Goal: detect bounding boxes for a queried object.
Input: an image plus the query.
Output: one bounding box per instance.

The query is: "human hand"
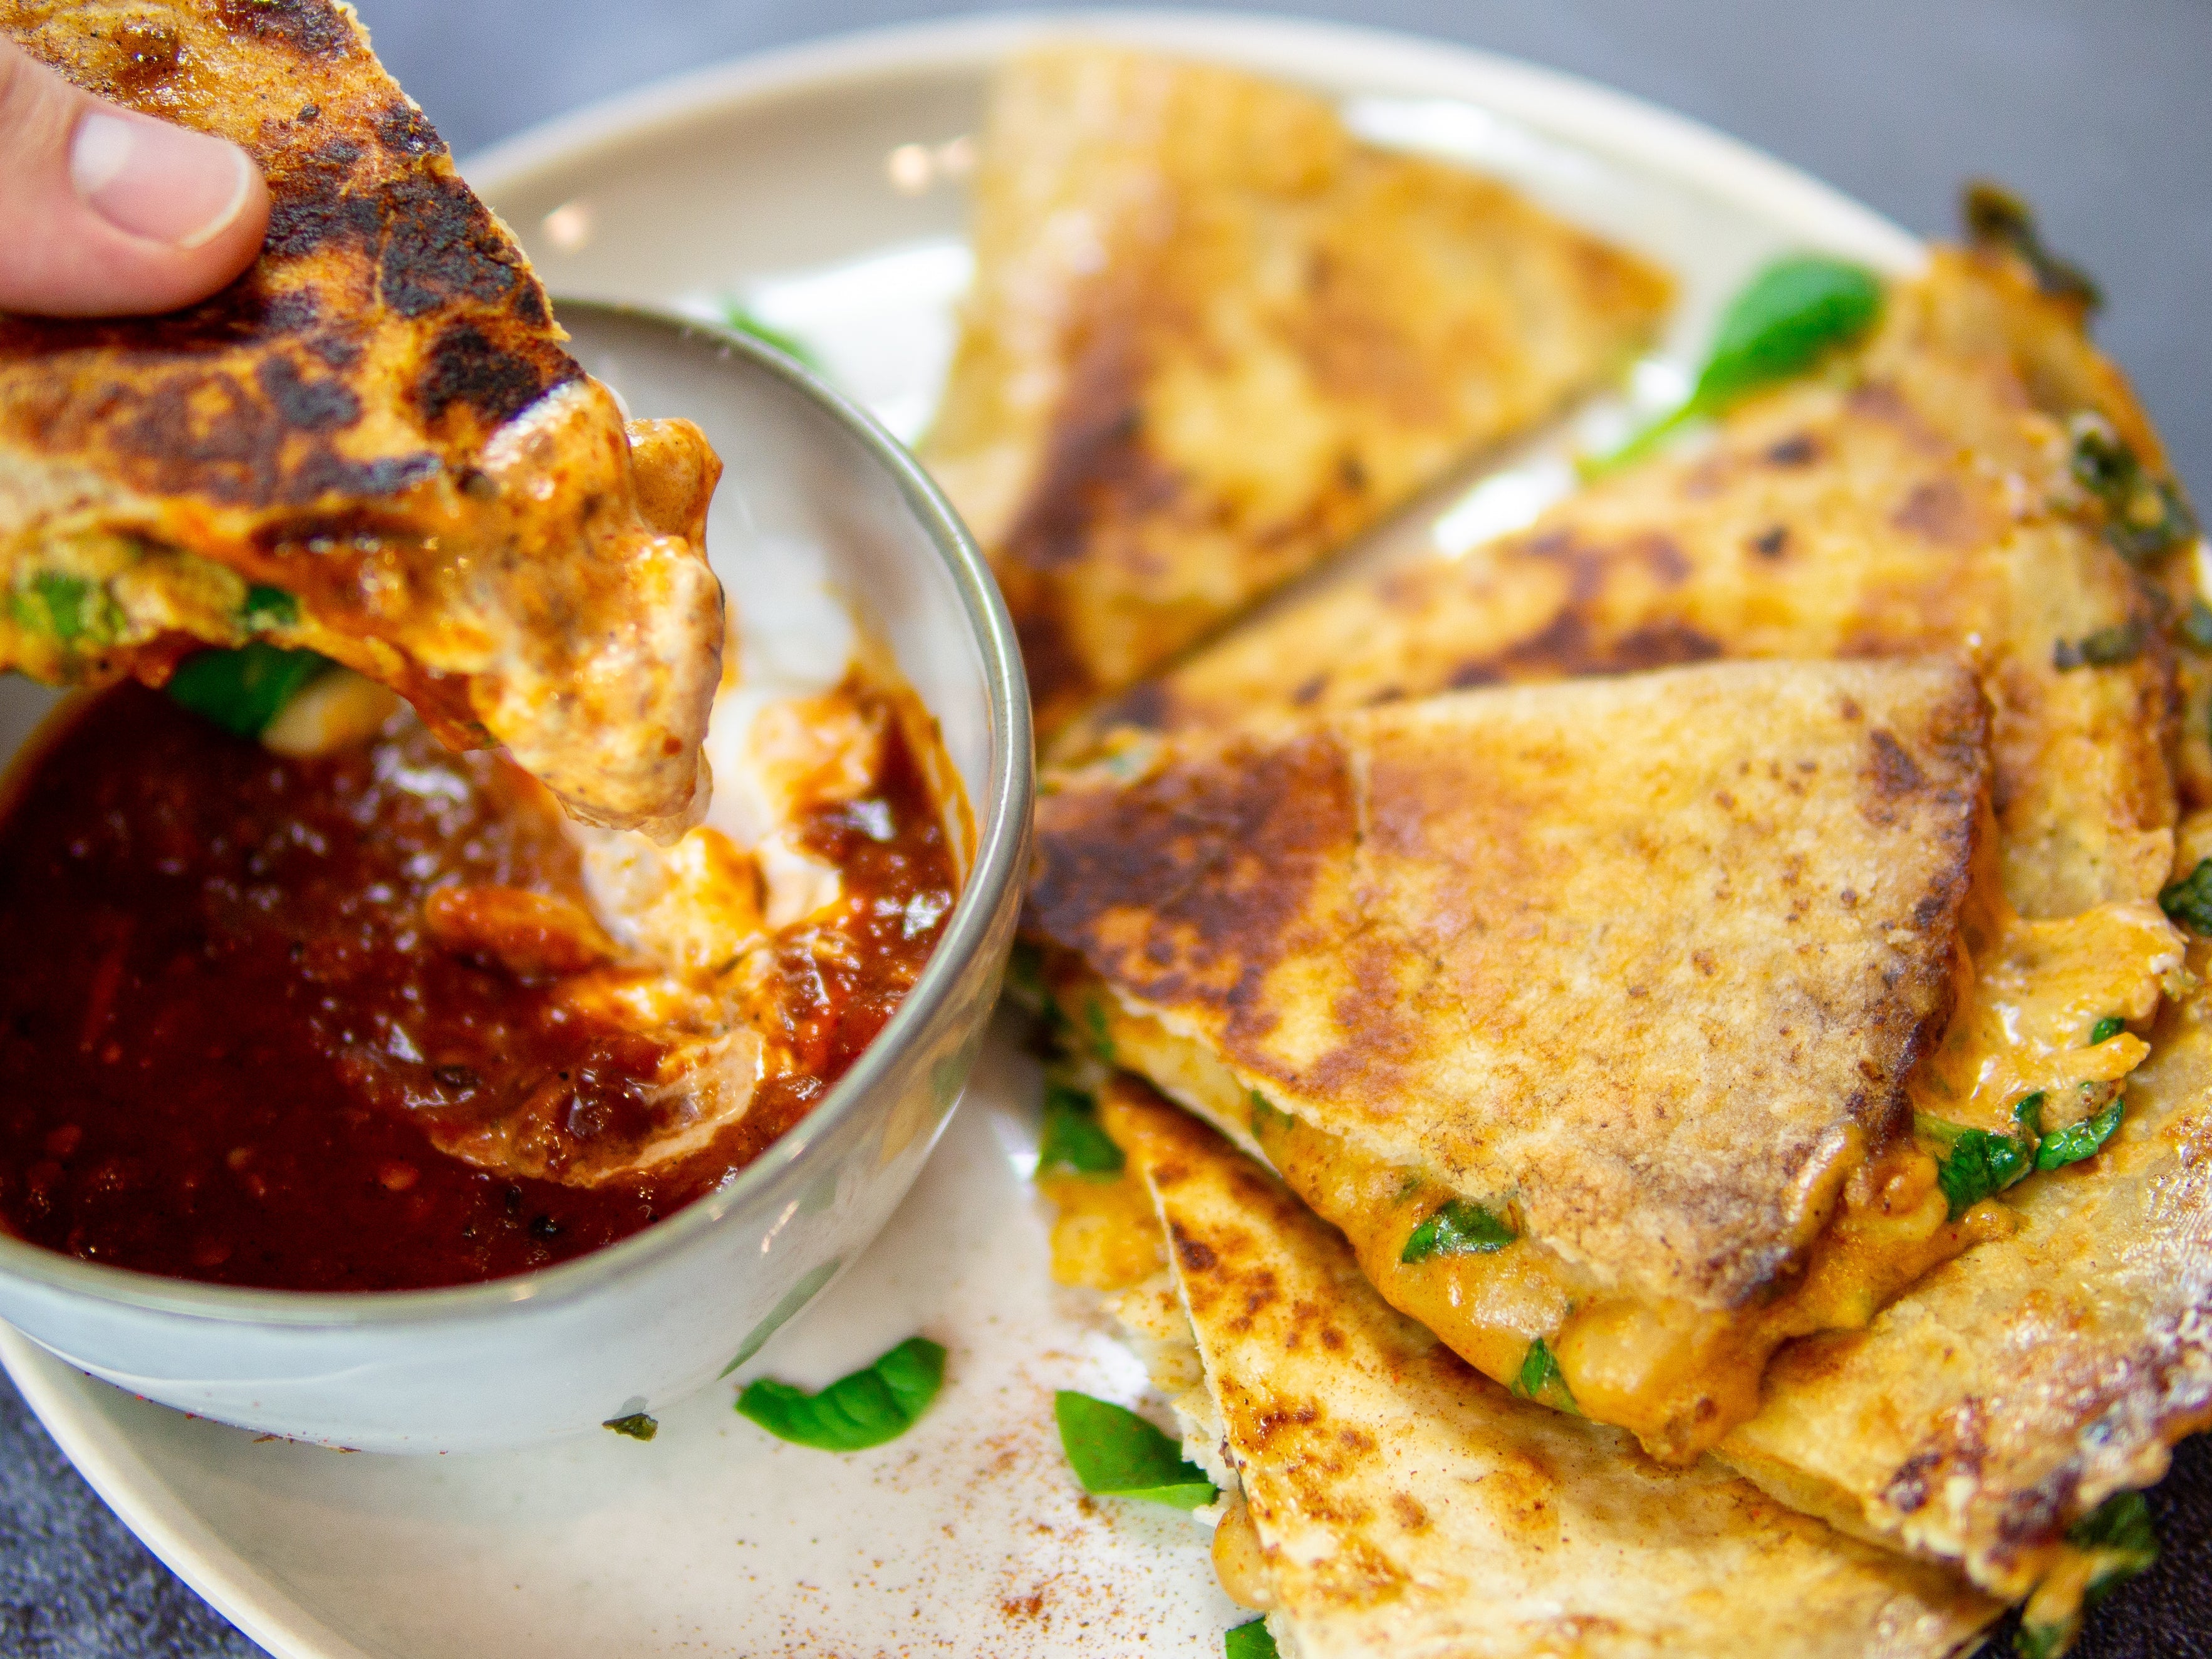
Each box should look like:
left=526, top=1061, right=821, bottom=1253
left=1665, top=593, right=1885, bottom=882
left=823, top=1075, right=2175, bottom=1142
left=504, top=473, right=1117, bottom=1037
left=0, top=34, right=269, bottom=316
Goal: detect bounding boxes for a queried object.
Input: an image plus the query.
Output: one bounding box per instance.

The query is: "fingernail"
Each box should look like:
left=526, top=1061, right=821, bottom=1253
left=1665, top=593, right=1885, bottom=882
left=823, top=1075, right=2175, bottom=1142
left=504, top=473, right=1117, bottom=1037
left=70, top=110, right=254, bottom=250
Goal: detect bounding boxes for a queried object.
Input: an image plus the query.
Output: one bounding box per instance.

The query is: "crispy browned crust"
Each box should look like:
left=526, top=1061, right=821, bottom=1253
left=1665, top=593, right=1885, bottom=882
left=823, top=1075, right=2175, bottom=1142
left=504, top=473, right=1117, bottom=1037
left=1106, top=1081, right=2000, bottom=1659
left=1, top=0, right=573, bottom=507
left=921, top=44, right=1673, bottom=736
left=1035, top=658, right=1989, bottom=1311
left=1054, top=251, right=2179, bottom=921
left=0, top=0, right=722, bottom=835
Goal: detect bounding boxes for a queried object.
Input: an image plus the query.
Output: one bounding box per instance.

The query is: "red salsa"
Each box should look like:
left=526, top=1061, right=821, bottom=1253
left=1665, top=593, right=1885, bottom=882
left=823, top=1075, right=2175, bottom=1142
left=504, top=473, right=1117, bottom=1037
left=0, top=684, right=957, bottom=1291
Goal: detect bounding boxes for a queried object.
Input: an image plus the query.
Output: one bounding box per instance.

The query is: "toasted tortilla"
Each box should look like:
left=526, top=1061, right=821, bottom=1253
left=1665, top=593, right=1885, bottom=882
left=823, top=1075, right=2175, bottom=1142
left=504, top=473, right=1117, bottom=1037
left=920, top=43, right=1671, bottom=735
left=1719, top=967, right=2212, bottom=1608
left=1034, top=657, right=2010, bottom=1459
left=1053, top=248, right=2183, bottom=921
left=1094, top=1082, right=2000, bottom=1659
left=0, top=0, right=722, bottom=836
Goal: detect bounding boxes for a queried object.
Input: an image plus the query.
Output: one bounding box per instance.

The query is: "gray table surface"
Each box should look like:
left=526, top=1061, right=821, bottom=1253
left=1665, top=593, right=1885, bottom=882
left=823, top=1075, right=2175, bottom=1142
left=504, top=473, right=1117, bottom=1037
left=4, top=3, right=2208, bottom=1654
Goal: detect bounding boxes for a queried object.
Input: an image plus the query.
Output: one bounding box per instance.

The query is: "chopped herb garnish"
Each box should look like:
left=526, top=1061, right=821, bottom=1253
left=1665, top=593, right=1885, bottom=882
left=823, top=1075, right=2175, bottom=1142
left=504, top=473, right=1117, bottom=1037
left=2016, top=1491, right=2160, bottom=1659
left=1963, top=181, right=2102, bottom=313
left=1587, top=255, right=1882, bottom=475
left=13, top=573, right=122, bottom=645
left=1921, top=1110, right=2037, bottom=1219
left=1224, top=1618, right=1280, bottom=1659
left=2090, top=1016, right=2126, bottom=1045
left=1053, top=1390, right=1217, bottom=1508
left=2035, top=1094, right=2125, bottom=1172
left=2053, top=620, right=2144, bottom=670
left=1512, top=1336, right=1577, bottom=1412
left=1004, top=938, right=1047, bottom=1008
left=735, top=1335, right=946, bottom=1452
left=241, top=585, right=299, bottom=630
left=2159, top=858, right=2212, bottom=935
left=1083, top=1000, right=1116, bottom=1064
left=602, top=1412, right=658, bottom=1441
left=2069, top=1489, right=2159, bottom=1602
left=1399, top=1197, right=1517, bottom=1263
left=2183, top=599, right=2212, bottom=653
left=1247, top=1090, right=1294, bottom=1140
left=719, top=306, right=823, bottom=372
left=1036, top=1083, right=1124, bottom=1180
left=165, top=643, right=331, bottom=737
left=2069, top=413, right=2198, bottom=564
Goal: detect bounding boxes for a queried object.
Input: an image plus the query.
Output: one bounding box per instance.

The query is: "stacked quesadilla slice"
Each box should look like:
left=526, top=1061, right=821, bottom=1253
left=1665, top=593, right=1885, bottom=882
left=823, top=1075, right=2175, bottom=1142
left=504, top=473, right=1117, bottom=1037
left=1028, top=217, right=2204, bottom=1650
left=1089, top=1079, right=2002, bottom=1659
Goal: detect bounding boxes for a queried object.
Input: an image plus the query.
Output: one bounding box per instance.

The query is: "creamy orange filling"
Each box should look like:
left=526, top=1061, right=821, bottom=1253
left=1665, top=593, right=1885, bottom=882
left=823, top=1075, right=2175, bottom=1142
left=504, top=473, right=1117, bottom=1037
left=1051, top=890, right=2178, bottom=1460
left=1039, top=1167, right=1166, bottom=1291
left=1907, top=896, right=2179, bottom=1134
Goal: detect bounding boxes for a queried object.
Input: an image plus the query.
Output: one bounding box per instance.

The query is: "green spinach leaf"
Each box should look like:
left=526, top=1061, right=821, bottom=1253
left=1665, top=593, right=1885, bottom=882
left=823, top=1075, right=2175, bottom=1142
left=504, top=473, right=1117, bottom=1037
left=1512, top=1337, right=1577, bottom=1412
left=1037, top=1083, right=1125, bottom=1180
left=2016, top=1490, right=2161, bottom=1659
left=1921, top=1113, right=2036, bottom=1219
left=2183, top=599, right=2212, bottom=654
left=1004, top=938, right=1047, bottom=1008
left=736, top=1336, right=947, bottom=1452
left=2069, top=1489, right=2159, bottom=1603
left=1248, top=1091, right=1295, bottom=1140
left=1083, top=1000, right=1116, bottom=1064
left=720, top=306, right=823, bottom=372
left=2035, top=1094, right=2124, bottom=1172
left=2159, top=858, right=2212, bottom=935
left=2069, top=413, right=2198, bottom=564
left=1589, top=256, right=1882, bottom=474
left=241, top=585, right=299, bottom=630
left=1224, top=1618, right=1279, bottom=1659
left=165, top=643, right=331, bottom=737
left=1053, top=1390, right=1217, bottom=1508
left=13, top=573, right=122, bottom=646
left=1963, top=181, right=2102, bottom=312
left=1400, top=1198, right=1517, bottom=1263
left=2053, top=620, right=2144, bottom=670
left=2089, top=1016, right=2126, bottom=1045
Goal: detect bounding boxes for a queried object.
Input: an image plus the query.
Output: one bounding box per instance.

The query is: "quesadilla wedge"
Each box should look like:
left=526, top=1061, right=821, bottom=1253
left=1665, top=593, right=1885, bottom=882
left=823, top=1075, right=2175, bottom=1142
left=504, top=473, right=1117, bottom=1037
left=1076, top=1079, right=2001, bottom=1659
left=1030, top=657, right=2084, bottom=1462
left=1716, top=960, right=2212, bottom=1653
left=919, top=43, right=1672, bottom=735
left=1, top=0, right=723, bottom=836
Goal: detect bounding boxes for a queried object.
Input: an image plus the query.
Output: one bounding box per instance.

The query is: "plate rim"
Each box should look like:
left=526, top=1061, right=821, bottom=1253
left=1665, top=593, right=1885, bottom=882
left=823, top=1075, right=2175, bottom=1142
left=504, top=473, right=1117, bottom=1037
left=461, top=5, right=1921, bottom=273
left=10, top=11, right=1928, bottom=1656
left=3, top=1323, right=382, bottom=1659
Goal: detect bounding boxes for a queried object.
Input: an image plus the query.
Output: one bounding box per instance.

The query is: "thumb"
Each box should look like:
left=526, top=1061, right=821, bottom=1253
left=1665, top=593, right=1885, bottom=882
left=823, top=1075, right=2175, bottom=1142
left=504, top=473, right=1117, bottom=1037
left=0, top=37, right=269, bottom=318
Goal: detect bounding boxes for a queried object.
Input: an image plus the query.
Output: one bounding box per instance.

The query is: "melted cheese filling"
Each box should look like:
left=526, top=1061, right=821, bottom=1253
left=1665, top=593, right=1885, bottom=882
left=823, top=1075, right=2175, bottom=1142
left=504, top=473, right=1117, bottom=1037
left=1051, top=890, right=2179, bottom=1462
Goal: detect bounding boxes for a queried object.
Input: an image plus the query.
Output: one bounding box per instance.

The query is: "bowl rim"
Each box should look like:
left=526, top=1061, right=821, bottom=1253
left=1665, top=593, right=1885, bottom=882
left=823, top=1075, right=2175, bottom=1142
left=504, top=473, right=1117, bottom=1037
left=0, top=306, right=1034, bottom=1327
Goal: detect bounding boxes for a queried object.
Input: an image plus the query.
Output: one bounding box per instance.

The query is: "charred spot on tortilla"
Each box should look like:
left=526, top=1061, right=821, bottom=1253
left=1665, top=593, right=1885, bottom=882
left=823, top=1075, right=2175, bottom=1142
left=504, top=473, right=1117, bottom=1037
left=0, top=0, right=724, bottom=838
left=920, top=43, right=1674, bottom=735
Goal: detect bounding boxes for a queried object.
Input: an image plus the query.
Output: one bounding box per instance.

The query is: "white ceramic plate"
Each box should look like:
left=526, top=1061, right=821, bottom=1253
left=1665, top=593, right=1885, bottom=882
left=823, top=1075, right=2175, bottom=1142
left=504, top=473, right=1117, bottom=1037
left=2, top=11, right=1923, bottom=1656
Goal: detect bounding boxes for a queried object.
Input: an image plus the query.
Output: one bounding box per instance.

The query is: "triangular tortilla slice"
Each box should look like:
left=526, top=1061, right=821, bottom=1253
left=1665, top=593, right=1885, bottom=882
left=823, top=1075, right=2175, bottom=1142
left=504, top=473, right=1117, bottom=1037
left=920, top=43, right=1672, bottom=735
left=1033, top=656, right=2007, bottom=1461
left=0, top=0, right=722, bottom=835
left=1093, top=1081, right=2000, bottom=1659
